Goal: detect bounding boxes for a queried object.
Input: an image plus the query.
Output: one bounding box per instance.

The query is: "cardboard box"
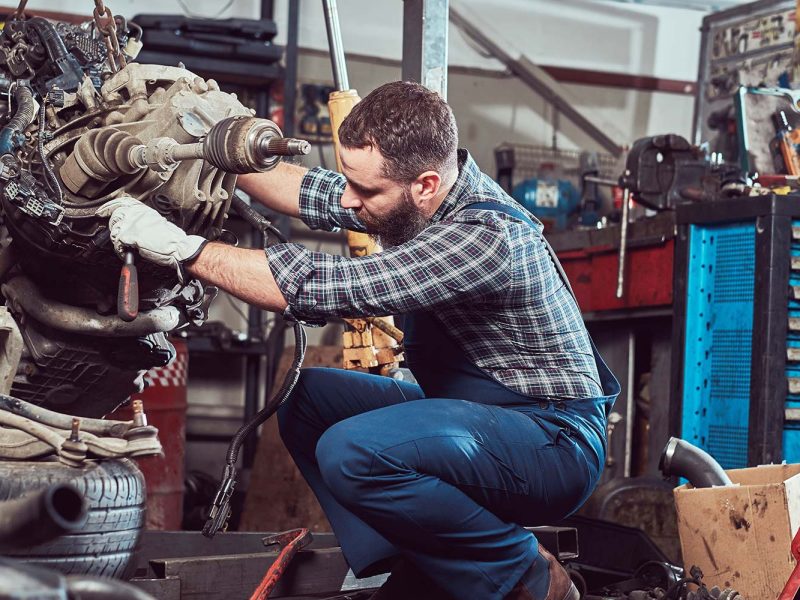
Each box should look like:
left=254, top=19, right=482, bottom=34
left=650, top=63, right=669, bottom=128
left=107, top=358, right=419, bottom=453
left=674, top=464, right=800, bottom=598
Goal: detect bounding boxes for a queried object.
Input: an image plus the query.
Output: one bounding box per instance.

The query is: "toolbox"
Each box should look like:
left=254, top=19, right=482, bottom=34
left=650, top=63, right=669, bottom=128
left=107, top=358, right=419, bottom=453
left=672, top=194, right=800, bottom=469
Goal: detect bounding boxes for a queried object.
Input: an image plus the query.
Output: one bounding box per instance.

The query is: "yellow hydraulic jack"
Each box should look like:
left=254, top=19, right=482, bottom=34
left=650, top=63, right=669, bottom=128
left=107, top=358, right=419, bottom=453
left=322, top=0, right=403, bottom=375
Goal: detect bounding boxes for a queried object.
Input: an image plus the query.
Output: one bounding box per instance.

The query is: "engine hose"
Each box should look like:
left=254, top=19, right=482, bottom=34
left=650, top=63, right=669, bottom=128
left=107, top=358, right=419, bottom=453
left=0, top=82, right=34, bottom=154
left=230, top=193, right=289, bottom=246
left=28, top=17, right=69, bottom=63
left=37, top=100, right=63, bottom=204
left=224, top=321, right=307, bottom=467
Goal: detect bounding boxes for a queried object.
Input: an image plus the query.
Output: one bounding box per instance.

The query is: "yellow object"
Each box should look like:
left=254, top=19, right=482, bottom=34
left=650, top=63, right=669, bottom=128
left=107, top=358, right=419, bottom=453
left=327, top=88, right=403, bottom=373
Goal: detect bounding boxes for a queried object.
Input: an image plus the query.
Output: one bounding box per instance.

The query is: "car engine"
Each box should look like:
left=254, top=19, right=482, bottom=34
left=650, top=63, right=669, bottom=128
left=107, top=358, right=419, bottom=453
left=0, top=8, right=307, bottom=417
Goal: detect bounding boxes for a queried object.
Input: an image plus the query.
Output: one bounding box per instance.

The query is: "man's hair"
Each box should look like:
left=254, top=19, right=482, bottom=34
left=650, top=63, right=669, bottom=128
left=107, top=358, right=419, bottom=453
left=339, top=81, right=458, bottom=184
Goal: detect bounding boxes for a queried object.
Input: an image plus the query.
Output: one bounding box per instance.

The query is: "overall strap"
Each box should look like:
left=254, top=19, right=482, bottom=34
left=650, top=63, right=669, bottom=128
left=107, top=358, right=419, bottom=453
left=466, top=201, right=577, bottom=303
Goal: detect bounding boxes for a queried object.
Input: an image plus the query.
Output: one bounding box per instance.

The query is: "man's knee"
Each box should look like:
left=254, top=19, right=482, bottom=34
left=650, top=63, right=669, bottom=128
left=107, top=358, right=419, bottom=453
left=276, top=367, right=330, bottom=444
left=315, top=420, right=376, bottom=506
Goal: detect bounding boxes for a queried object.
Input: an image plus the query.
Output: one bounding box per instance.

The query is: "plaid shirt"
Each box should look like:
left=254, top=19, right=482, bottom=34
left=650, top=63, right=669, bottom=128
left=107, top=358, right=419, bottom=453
left=266, top=150, right=602, bottom=400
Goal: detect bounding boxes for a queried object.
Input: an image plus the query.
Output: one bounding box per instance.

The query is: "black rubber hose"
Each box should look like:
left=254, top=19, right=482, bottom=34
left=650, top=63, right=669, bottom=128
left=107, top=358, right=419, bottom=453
left=230, top=193, right=288, bottom=246
left=0, top=483, right=87, bottom=551
left=659, top=437, right=733, bottom=488
left=0, top=82, right=34, bottom=154
left=28, top=17, right=69, bottom=62
left=224, top=321, right=306, bottom=466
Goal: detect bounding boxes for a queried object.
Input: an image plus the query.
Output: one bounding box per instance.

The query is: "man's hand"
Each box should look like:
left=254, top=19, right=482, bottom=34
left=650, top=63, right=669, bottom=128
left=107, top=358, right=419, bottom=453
left=96, top=197, right=208, bottom=280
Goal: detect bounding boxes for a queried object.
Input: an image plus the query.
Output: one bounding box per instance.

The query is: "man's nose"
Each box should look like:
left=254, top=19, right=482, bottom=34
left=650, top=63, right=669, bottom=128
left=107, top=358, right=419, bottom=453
left=341, top=188, right=362, bottom=209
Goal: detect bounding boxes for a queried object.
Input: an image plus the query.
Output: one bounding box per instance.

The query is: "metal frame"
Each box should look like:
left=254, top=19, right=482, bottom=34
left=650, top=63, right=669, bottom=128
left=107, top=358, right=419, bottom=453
left=130, top=528, right=578, bottom=599
left=449, top=0, right=623, bottom=157
left=402, top=0, right=449, bottom=99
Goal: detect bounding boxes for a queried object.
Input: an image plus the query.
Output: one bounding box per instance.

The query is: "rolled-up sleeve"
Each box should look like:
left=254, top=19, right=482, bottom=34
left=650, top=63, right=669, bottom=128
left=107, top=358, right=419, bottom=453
left=299, top=167, right=367, bottom=232
left=265, top=221, right=512, bottom=319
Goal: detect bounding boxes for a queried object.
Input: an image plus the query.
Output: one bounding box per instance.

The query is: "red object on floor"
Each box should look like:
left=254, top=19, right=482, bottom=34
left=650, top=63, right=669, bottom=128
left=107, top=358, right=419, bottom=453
left=778, top=527, right=800, bottom=600
left=109, top=339, right=188, bottom=530
left=558, top=238, right=674, bottom=312
left=250, top=528, right=313, bottom=600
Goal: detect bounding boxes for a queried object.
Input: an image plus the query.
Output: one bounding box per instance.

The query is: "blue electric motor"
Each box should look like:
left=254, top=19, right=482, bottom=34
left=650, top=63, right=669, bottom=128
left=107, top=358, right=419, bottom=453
left=511, top=176, right=580, bottom=231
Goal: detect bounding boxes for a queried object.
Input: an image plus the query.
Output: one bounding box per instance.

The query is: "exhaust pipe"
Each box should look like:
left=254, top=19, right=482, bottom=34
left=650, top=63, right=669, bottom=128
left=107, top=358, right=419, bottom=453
left=659, top=437, right=733, bottom=488
left=0, top=483, right=88, bottom=551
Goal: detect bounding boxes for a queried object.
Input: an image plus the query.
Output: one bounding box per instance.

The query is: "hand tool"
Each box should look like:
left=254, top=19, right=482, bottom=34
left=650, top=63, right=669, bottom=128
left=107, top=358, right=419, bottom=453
left=249, top=528, right=313, bottom=600
left=117, top=249, right=139, bottom=321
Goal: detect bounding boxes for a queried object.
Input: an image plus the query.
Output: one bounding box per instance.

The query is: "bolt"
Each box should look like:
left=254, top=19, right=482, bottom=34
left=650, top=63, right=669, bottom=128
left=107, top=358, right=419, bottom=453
left=132, top=399, right=147, bottom=427
left=69, top=418, right=81, bottom=442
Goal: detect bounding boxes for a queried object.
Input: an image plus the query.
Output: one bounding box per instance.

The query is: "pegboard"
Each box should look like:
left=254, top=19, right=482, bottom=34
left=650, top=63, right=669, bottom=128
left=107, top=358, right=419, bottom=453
left=693, top=0, right=796, bottom=163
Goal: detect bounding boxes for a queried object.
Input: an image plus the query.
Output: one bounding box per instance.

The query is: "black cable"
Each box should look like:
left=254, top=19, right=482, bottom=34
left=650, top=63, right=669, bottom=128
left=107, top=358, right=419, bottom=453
left=202, top=321, right=306, bottom=538
left=37, top=100, right=63, bottom=205
left=202, top=192, right=303, bottom=538
left=230, top=193, right=288, bottom=245
left=226, top=321, right=306, bottom=466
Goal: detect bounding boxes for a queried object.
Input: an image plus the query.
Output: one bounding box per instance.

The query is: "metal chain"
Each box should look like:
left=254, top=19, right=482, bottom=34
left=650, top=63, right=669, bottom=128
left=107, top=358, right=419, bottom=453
left=92, top=0, right=126, bottom=72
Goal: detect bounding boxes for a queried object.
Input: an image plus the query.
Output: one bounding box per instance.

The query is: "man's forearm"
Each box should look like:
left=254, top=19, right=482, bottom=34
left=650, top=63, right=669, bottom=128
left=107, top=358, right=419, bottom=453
left=186, top=242, right=288, bottom=313
left=236, top=162, right=308, bottom=218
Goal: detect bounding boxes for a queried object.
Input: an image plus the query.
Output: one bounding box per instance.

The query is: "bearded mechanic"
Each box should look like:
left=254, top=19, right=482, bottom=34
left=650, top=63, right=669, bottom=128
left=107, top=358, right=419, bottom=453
left=98, top=81, right=619, bottom=600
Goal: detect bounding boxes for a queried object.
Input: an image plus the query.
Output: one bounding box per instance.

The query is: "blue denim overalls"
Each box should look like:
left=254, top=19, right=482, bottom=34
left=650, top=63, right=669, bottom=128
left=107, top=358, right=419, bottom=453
left=277, top=202, right=619, bottom=599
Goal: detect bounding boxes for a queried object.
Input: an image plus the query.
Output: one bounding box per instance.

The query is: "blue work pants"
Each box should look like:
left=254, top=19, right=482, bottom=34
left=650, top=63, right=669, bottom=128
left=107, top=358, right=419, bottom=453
left=277, top=367, right=613, bottom=599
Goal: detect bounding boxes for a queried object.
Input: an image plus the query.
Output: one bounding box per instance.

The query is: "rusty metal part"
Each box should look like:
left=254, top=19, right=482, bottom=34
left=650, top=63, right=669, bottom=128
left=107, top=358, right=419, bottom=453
left=2, top=276, right=182, bottom=337
left=250, top=528, right=313, bottom=600
left=0, top=395, right=162, bottom=463
left=93, top=0, right=126, bottom=72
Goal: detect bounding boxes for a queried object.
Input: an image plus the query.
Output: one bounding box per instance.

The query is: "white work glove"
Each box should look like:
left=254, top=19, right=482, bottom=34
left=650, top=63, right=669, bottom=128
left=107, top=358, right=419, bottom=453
left=95, top=197, right=207, bottom=281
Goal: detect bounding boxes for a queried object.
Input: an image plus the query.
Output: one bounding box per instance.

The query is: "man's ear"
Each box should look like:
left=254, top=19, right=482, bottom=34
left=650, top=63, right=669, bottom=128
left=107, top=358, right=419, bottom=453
left=411, top=170, right=442, bottom=206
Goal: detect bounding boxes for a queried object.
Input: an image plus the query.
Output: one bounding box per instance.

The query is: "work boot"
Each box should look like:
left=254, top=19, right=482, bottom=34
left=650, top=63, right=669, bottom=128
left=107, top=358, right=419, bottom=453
left=369, top=558, right=454, bottom=600
left=504, top=546, right=579, bottom=600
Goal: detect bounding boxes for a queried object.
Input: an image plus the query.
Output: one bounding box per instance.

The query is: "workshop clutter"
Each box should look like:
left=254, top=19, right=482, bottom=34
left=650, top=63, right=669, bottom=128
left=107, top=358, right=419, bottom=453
left=673, top=463, right=800, bottom=599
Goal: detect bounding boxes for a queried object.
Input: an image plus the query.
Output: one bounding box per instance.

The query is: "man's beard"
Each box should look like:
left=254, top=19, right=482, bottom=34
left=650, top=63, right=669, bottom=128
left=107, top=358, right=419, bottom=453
left=358, top=189, right=431, bottom=248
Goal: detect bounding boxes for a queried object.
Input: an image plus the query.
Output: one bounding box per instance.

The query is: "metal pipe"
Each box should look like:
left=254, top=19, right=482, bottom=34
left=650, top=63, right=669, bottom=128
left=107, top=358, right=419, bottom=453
left=615, top=187, right=630, bottom=299
left=66, top=576, right=157, bottom=600
left=659, top=437, right=733, bottom=488
left=321, top=0, right=350, bottom=92
left=583, top=175, right=619, bottom=188
left=0, top=484, right=87, bottom=551
left=2, top=277, right=182, bottom=337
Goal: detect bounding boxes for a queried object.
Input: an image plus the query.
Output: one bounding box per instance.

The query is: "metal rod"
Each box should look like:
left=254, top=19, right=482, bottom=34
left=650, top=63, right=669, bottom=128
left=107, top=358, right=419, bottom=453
left=616, top=187, right=630, bottom=298
left=321, top=0, right=350, bottom=92
left=283, top=0, right=300, bottom=138
left=449, top=1, right=623, bottom=157
left=583, top=175, right=619, bottom=188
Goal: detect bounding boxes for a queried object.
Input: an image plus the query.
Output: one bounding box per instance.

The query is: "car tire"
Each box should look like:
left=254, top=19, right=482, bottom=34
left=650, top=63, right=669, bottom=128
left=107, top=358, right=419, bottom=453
left=0, top=458, right=145, bottom=578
